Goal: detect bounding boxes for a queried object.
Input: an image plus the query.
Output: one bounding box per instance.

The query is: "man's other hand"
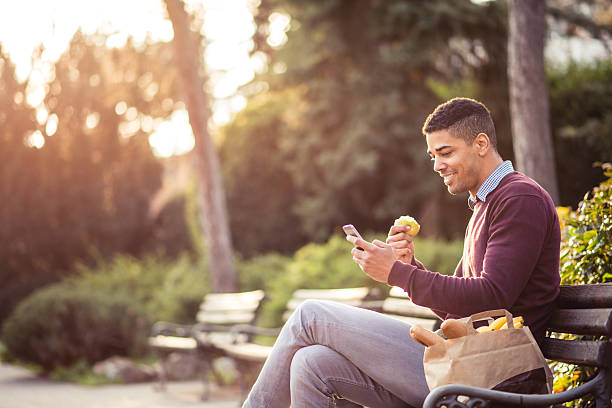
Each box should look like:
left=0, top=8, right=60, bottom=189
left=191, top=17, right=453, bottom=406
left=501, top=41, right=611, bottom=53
left=386, top=225, right=415, bottom=264
left=346, top=235, right=397, bottom=283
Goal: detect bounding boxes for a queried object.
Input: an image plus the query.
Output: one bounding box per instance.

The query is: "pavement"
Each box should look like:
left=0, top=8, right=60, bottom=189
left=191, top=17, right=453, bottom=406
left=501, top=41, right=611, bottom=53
left=0, top=363, right=242, bottom=408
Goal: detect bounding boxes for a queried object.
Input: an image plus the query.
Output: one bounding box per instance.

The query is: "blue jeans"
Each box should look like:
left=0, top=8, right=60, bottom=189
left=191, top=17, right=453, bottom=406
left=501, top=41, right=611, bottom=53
left=242, top=300, right=430, bottom=408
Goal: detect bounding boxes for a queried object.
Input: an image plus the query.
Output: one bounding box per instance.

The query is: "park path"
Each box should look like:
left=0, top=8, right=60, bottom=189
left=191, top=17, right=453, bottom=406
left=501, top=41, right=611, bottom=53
left=0, top=363, right=242, bottom=408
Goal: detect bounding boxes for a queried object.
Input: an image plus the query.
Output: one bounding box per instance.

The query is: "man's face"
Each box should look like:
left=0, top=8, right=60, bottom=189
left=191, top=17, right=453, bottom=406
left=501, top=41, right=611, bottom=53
left=426, top=129, right=481, bottom=196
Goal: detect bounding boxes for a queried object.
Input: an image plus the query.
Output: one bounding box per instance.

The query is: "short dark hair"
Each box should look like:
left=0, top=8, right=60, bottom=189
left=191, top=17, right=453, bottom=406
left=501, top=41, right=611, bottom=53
left=422, top=97, right=497, bottom=149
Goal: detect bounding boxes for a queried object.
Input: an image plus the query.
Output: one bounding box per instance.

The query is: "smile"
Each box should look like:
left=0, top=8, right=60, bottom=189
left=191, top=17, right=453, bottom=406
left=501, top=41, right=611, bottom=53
left=441, top=173, right=456, bottom=185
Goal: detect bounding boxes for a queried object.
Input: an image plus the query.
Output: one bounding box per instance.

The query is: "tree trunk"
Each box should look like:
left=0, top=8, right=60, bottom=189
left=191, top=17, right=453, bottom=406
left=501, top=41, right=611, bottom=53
left=507, top=0, right=560, bottom=204
left=165, top=0, right=237, bottom=292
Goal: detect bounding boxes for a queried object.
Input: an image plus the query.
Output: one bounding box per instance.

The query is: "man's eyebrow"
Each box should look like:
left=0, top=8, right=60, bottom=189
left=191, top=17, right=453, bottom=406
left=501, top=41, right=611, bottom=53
left=426, top=145, right=452, bottom=156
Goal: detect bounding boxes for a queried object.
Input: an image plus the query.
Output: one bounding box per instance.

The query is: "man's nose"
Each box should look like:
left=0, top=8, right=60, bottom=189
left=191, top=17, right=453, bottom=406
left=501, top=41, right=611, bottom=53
left=433, top=157, right=445, bottom=173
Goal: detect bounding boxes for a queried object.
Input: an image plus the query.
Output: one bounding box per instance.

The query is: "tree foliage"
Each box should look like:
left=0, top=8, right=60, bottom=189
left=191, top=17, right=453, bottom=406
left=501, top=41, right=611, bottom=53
left=220, top=89, right=309, bottom=256
left=221, top=0, right=510, bottom=253
left=0, top=32, right=187, bottom=324
left=219, top=0, right=612, bottom=255
left=549, top=61, right=612, bottom=206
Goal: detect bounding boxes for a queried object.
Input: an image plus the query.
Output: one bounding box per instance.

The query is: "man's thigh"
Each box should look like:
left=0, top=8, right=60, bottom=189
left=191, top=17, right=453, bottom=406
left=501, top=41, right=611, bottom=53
left=292, top=300, right=429, bottom=407
left=291, top=344, right=414, bottom=408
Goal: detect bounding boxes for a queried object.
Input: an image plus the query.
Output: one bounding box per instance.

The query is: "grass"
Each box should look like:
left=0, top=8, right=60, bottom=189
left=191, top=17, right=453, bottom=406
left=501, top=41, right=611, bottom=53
left=48, top=360, right=121, bottom=386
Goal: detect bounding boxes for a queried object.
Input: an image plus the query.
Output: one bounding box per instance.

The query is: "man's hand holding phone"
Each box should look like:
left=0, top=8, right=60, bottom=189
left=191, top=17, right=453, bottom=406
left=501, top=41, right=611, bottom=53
left=343, top=224, right=397, bottom=283
left=342, top=224, right=364, bottom=250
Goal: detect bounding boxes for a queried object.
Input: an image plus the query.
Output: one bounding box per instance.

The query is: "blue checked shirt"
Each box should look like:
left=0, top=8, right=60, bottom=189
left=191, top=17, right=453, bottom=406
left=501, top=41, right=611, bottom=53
left=468, top=161, right=515, bottom=210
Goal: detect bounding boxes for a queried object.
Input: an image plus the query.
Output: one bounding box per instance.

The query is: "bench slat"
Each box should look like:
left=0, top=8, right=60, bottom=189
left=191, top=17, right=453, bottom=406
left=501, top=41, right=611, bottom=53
left=381, top=298, right=438, bottom=319
left=285, top=298, right=365, bottom=313
left=199, top=301, right=262, bottom=313
left=557, top=283, right=612, bottom=309
left=384, top=314, right=438, bottom=331
left=197, top=311, right=257, bottom=325
left=542, top=338, right=611, bottom=367
left=290, top=287, right=370, bottom=301
left=547, top=308, right=612, bottom=336
left=217, top=342, right=272, bottom=362
left=389, top=286, right=409, bottom=298
left=148, top=335, right=197, bottom=350
left=200, top=290, right=265, bottom=312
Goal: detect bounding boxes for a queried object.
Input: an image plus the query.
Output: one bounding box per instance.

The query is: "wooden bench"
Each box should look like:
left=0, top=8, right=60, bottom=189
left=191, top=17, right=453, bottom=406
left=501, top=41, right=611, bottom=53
left=423, top=283, right=612, bottom=408
left=213, top=287, right=377, bottom=400
left=148, top=289, right=266, bottom=400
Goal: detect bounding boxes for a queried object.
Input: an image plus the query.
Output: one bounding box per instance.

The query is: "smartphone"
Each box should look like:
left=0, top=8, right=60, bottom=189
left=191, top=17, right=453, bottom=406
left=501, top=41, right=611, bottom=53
left=342, top=224, right=364, bottom=251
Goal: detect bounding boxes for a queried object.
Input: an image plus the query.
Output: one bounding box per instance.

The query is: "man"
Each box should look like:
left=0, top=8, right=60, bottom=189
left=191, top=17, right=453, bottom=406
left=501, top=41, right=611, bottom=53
left=242, top=98, right=561, bottom=408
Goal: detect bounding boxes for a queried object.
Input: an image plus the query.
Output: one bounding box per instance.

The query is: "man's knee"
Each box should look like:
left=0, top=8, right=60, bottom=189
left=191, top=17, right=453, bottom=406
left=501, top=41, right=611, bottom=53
left=290, top=345, right=339, bottom=385
left=294, top=298, right=348, bottom=323
left=295, top=298, right=327, bottom=316
left=288, top=299, right=329, bottom=329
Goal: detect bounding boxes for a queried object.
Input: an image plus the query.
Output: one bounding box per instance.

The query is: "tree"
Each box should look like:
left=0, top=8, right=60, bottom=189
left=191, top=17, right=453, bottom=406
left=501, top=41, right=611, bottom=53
left=548, top=61, right=612, bottom=206
left=219, top=90, right=309, bottom=256
left=164, top=0, right=237, bottom=292
left=237, top=0, right=509, bottom=243
left=217, top=0, right=610, bottom=254
left=508, top=0, right=560, bottom=203
left=0, top=32, right=184, bottom=324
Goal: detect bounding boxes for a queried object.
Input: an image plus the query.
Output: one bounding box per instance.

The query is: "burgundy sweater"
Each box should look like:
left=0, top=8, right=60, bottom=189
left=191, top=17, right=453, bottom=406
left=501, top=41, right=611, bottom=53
left=388, top=172, right=561, bottom=344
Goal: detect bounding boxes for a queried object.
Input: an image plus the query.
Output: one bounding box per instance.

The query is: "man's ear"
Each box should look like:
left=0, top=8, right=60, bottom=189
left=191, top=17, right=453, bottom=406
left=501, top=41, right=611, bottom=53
left=474, top=133, right=490, bottom=156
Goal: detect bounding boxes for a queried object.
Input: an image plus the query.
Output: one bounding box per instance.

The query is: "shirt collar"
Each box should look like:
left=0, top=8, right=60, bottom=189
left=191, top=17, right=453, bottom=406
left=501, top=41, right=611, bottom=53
left=468, top=160, right=514, bottom=209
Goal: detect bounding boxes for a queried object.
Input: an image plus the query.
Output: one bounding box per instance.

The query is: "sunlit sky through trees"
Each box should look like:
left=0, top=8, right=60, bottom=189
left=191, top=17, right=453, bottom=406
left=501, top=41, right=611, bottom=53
left=0, top=0, right=605, bottom=157
left=0, top=0, right=290, bottom=157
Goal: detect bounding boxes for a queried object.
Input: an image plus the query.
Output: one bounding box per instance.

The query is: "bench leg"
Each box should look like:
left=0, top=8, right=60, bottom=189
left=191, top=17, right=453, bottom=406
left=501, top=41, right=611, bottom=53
left=594, top=368, right=612, bottom=408
left=198, top=353, right=217, bottom=401
left=153, top=350, right=169, bottom=392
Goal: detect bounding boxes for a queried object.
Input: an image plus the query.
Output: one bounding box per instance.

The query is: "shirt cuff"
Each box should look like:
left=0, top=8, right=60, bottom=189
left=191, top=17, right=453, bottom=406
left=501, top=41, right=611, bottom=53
left=387, top=260, right=417, bottom=289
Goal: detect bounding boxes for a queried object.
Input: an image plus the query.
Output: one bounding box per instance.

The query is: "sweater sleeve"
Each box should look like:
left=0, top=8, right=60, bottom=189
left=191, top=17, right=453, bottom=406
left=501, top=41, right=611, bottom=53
left=388, top=194, right=549, bottom=317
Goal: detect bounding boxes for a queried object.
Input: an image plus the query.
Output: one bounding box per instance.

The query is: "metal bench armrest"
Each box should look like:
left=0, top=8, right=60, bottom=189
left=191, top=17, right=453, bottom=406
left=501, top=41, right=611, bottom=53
left=191, top=322, right=236, bottom=334
left=230, top=324, right=281, bottom=339
left=151, top=321, right=194, bottom=337
left=423, top=370, right=608, bottom=408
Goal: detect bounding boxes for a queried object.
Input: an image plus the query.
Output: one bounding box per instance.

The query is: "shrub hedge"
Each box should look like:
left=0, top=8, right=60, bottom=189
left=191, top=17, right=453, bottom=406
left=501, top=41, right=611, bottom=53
left=1, top=253, right=209, bottom=371
left=551, top=163, right=611, bottom=407
left=67, top=253, right=209, bottom=324
left=1, top=285, right=148, bottom=371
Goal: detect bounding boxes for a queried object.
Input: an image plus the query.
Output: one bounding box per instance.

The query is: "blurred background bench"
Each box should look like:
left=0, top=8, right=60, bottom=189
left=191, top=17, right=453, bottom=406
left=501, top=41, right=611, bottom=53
left=148, top=289, right=267, bottom=400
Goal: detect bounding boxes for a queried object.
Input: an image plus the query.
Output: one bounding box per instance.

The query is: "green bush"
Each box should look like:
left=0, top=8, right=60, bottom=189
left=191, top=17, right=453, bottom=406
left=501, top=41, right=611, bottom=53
left=558, top=163, right=612, bottom=285
left=1, top=285, right=148, bottom=371
left=49, top=360, right=119, bottom=386
left=237, top=252, right=292, bottom=292
left=412, top=236, right=463, bottom=277
left=1, top=252, right=211, bottom=373
left=552, top=163, right=611, bottom=407
left=147, top=255, right=210, bottom=323
left=68, top=253, right=209, bottom=324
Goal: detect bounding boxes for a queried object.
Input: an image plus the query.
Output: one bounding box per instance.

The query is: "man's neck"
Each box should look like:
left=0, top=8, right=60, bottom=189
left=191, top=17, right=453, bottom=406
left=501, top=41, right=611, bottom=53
left=471, top=155, right=504, bottom=196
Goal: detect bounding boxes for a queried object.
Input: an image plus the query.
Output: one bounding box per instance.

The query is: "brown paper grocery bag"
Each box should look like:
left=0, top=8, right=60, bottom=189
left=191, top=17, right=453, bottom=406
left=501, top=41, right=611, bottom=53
left=423, top=309, right=552, bottom=392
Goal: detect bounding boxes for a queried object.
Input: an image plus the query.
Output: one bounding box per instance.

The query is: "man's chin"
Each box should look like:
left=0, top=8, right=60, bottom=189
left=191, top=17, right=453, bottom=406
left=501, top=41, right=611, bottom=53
left=446, top=184, right=466, bottom=195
